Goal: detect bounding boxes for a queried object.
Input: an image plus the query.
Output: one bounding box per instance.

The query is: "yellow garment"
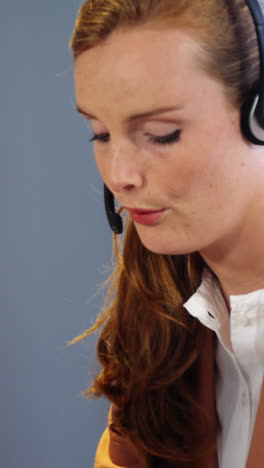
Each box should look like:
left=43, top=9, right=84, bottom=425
left=94, top=405, right=146, bottom=468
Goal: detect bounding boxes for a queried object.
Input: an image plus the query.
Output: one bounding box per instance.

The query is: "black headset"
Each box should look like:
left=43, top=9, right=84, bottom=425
left=104, top=0, right=264, bottom=235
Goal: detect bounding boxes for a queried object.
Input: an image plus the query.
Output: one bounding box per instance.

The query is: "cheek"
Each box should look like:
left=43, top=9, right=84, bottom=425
left=156, top=154, right=206, bottom=197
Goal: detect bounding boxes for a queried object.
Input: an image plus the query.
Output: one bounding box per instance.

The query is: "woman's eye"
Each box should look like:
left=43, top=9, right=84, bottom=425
left=89, top=129, right=182, bottom=145
left=150, top=129, right=182, bottom=145
left=89, top=133, right=110, bottom=143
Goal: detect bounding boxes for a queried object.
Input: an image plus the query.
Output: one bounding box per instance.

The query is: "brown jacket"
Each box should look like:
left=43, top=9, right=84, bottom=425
left=94, top=328, right=218, bottom=468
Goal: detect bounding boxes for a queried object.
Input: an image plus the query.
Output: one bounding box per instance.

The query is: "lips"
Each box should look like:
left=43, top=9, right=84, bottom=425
left=124, top=207, right=167, bottom=226
left=124, top=207, right=165, bottom=214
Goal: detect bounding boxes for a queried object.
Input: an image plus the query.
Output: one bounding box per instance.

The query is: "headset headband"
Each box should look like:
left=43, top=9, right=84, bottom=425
left=245, top=0, right=264, bottom=125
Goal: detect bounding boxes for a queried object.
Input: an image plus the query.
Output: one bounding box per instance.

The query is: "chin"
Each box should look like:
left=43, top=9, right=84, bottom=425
left=137, top=233, right=197, bottom=257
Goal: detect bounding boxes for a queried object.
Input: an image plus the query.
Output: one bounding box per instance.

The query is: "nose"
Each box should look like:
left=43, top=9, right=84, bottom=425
left=107, top=141, right=144, bottom=194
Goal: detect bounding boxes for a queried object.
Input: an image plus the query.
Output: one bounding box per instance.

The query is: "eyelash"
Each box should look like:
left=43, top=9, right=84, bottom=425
left=88, top=129, right=182, bottom=145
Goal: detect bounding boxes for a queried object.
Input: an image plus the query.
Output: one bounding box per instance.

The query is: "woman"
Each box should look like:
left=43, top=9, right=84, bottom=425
left=69, top=0, right=264, bottom=466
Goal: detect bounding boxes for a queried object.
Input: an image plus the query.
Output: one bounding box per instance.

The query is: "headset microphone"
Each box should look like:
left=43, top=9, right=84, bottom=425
left=104, top=184, right=123, bottom=234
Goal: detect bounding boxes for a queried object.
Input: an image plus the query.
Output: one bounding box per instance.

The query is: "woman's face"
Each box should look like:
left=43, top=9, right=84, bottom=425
left=74, top=26, right=257, bottom=256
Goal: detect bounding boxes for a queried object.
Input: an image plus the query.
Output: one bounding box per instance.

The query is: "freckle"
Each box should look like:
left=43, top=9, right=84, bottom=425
left=240, top=162, right=245, bottom=167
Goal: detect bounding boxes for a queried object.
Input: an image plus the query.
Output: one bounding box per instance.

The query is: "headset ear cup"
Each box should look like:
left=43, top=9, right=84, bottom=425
left=240, top=84, right=264, bottom=145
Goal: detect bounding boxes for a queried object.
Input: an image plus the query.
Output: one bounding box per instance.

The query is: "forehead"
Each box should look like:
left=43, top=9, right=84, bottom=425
left=75, top=27, right=204, bottom=91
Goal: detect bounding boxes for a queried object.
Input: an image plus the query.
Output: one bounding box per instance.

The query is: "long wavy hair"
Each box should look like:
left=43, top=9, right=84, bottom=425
left=68, top=1, right=259, bottom=466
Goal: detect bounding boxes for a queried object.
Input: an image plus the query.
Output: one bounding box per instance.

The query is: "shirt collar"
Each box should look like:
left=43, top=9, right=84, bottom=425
left=183, top=266, right=229, bottom=330
left=183, top=267, right=233, bottom=350
left=183, top=265, right=264, bottom=328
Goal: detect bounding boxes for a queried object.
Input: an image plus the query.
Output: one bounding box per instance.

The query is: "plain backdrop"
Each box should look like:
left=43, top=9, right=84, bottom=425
left=2, top=1, right=112, bottom=466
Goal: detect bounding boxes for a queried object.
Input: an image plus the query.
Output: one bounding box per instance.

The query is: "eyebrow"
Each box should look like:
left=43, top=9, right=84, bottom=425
left=76, top=105, right=183, bottom=122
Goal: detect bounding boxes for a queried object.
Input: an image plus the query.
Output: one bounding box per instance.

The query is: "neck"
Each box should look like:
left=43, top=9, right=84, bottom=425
left=199, top=196, right=264, bottom=299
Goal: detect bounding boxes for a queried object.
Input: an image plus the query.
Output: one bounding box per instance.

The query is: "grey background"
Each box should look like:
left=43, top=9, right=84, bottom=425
left=2, top=1, right=111, bottom=467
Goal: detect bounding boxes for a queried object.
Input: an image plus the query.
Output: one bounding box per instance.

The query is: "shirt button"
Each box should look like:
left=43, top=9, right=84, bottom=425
left=241, top=392, right=248, bottom=407
left=239, top=316, right=251, bottom=327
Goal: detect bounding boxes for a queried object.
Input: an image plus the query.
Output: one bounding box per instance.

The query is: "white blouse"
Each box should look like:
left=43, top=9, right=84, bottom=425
left=184, top=267, right=264, bottom=468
